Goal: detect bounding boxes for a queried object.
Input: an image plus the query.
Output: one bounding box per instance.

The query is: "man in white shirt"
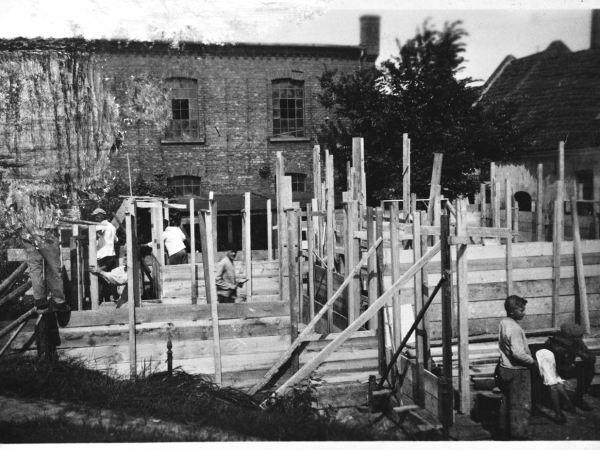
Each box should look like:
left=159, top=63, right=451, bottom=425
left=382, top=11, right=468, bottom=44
left=92, top=208, right=118, bottom=302
left=163, top=218, right=189, bottom=265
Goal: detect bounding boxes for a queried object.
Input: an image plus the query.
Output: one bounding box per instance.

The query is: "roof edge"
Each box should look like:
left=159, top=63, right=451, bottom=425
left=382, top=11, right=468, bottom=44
left=473, top=54, right=516, bottom=106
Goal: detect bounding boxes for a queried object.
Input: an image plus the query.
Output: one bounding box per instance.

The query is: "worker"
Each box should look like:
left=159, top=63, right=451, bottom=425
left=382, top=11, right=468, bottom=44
left=91, top=208, right=118, bottom=303
left=497, top=295, right=538, bottom=440
left=163, top=217, right=189, bottom=265
left=89, top=251, right=128, bottom=309
left=535, top=348, right=575, bottom=424
left=215, top=245, right=247, bottom=303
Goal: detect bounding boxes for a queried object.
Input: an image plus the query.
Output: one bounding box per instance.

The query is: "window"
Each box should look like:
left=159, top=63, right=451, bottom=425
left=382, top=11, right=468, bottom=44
left=286, top=173, right=306, bottom=193
left=514, top=191, right=532, bottom=212
left=272, top=79, right=305, bottom=138
left=168, top=176, right=201, bottom=197
left=165, top=78, right=199, bottom=141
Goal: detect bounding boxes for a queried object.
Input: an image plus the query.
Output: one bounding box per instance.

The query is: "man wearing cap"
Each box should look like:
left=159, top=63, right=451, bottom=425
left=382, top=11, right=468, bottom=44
left=545, top=323, right=596, bottom=411
left=497, top=295, right=538, bottom=440
left=215, top=245, right=247, bottom=303
left=92, top=208, right=118, bottom=303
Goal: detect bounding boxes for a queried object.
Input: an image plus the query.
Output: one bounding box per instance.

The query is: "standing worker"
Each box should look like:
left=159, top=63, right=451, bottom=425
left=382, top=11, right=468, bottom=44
left=163, top=217, right=189, bottom=265
left=497, top=295, right=538, bottom=440
left=92, top=208, right=118, bottom=303
left=215, top=245, right=247, bottom=303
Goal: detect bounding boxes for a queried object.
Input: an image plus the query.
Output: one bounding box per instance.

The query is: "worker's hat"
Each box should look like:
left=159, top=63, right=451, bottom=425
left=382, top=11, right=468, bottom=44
left=91, top=208, right=107, bottom=216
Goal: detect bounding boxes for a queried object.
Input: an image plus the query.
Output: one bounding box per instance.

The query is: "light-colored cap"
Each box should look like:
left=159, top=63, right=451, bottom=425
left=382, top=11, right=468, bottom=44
left=91, top=208, right=106, bottom=216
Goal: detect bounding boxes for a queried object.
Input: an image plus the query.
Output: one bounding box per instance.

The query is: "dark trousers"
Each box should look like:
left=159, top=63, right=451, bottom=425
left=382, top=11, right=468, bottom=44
left=217, top=294, right=235, bottom=304
left=24, top=232, right=66, bottom=306
left=168, top=249, right=188, bottom=265
left=498, top=366, right=532, bottom=440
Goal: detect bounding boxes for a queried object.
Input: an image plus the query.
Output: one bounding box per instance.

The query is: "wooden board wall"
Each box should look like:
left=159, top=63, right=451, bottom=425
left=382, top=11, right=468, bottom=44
left=161, top=260, right=279, bottom=303
left=2, top=303, right=379, bottom=391
left=369, top=240, right=600, bottom=340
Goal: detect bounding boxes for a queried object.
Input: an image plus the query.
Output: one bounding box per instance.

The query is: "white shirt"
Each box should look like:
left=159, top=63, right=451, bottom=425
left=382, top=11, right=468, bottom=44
left=97, top=220, right=117, bottom=259
left=163, top=226, right=186, bottom=256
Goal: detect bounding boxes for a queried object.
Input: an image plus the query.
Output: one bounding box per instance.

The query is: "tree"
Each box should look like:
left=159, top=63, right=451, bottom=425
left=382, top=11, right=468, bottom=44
left=317, top=21, right=527, bottom=204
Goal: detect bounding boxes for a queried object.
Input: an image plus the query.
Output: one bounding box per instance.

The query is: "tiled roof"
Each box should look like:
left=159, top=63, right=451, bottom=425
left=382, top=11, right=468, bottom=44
left=478, top=41, right=600, bottom=154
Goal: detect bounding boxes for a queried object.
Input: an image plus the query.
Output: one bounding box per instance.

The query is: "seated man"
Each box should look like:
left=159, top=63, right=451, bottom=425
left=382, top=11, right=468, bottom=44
left=545, top=323, right=597, bottom=411
left=535, top=348, right=575, bottom=423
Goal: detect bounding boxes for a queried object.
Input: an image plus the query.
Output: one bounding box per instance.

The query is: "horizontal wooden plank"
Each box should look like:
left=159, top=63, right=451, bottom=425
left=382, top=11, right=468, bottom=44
left=60, top=302, right=290, bottom=328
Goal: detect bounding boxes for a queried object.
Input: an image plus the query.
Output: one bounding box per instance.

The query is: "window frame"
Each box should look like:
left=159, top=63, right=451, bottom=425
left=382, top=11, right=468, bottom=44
left=286, top=172, right=307, bottom=193
left=162, top=77, right=204, bottom=145
left=270, top=79, right=309, bottom=142
left=167, top=175, right=202, bottom=197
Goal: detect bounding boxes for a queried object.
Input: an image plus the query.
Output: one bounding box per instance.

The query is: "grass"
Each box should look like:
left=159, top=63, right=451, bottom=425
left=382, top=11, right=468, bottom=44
left=0, top=355, right=383, bottom=442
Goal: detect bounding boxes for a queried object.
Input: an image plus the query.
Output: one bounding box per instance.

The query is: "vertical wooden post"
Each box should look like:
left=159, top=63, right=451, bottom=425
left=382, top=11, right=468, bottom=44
left=513, top=204, right=519, bottom=242
left=277, top=152, right=291, bottom=302
left=345, top=199, right=358, bottom=325
left=420, top=210, right=431, bottom=369
left=125, top=208, right=140, bottom=380
left=313, top=145, right=322, bottom=207
left=297, top=213, right=303, bottom=323
left=326, top=151, right=335, bottom=333
left=287, top=209, right=300, bottom=372
left=402, top=133, right=410, bottom=221
left=557, top=142, right=565, bottom=241
left=433, top=194, right=441, bottom=245
left=506, top=180, right=513, bottom=296
left=375, top=208, right=387, bottom=374
left=490, top=162, right=496, bottom=225
left=210, top=192, right=218, bottom=260
left=190, top=199, right=197, bottom=304
left=73, top=225, right=83, bottom=311
left=307, top=203, right=315, bottom=320
left=88, top=225, right=99, bottom=309
left=390, top=201, right=401, bottom=349
left=537, top=163, right=544, bottom=242
left=244, top=193, right=252, bottom=302
left=571, top=193, right=591, bottom=334
left=494, top=181, right=501, bottom=228
left=413, top=212, right=425, bottom=406
left=480, top=183, right=487, bottom=227
left=367, top=207, right=377, bottom=331
left=593, top=170, right=600, bottom=239
left=455, top=198, right=470, bottom=413
left=155, top=205, right=164, bottom=294
left=552, top=200, right=561, bottom=328
left=199, top=209, right=222, bottom=384
left=267, top=199, right=273, bottom=262
left=440, top=212, right=454, bottom=429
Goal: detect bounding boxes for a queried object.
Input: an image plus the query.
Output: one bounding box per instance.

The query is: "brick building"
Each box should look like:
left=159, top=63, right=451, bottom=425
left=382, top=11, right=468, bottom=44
left=0, top=16, right=380, bottom=249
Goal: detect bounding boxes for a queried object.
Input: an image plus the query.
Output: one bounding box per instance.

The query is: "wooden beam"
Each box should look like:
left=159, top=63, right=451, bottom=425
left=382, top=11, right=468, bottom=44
left=420, top=210, right=431, bottom=370
left=403, top=133, right=410, bottom=220
left=0, top=262, right=27, bottom=298
left=244, top=193, right=252, bottom=302
left=413, top=211, right=425, bottom=406
left=313, top=144, right=322, bottom=209
left=198, top=209, right=222, bottom=385
left=307, top=203, right=315, bottom=321
left=494, top=182, right=501, bottom=228
left=190, top=199, right=197, bottom=304
left=375, top=207, right=387, bottom=375
left=440, top=212, right=454, bottom=427
left=455, top=198, right=470, bottom=413
left=537, top=163, right=544, bottom=242
left=267, top=199, right=273, bottom=261
left=275, top=241, right=441, bottom=396
left=390, top=201, right=402, bottom=349
left=125, top=210, right=139, bottom=380
left=367, top=207, right=377, bottom=331
left=571, top=195, right=591, bottom=334
left=287, top=209, right=299, bottom=373
left=326, top=151, right=335, bottom=333
left=88, top=225, right=99, bottom=309
left=480, top=183, right=487, bottom=227
left=506, top=180, right=513, bottom=296
left=73, top=225, right=83, bottom=311
left=552, top=200, right=561, bottom=329
left=593, top=168, right=600, bottom=239
left=557, top=141, right=565, bottom=242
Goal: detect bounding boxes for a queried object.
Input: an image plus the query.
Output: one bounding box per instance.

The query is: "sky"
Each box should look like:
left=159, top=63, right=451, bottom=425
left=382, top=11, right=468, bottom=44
left=2, top=0, right=600, bottom=85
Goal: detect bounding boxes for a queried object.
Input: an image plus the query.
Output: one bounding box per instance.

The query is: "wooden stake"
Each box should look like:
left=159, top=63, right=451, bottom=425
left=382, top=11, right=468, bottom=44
left=367, top=207, right=377, bottom=331
left=413, top=212, right=425, bottom=406
left=557, top=142, right=565, bottom=241
left=375, top=207, right=387, bottom=374
left=440, top=212, right=454, bottom=427
left=244, top=192, right=252, bottom=302
left=593, top=169, right=600, bottom=239
left=326, top=151, right=335, bottom=333
left=190, top=199, right=197, bottom=304
left=390, top=201, right=402, bottom=349
left=287, top=209, right=299, bottom=373
left=275, top=241, right=441, bottom=396
left=403, top=134, right=410, bottom=221
left=267, top=198, right=273, bottom=261
left=198, top=209, right=222, bottom=385
left=277, top=152, right=289, bottom=302
left=88, top=225, right=99, bottom=309
left=0, top=262, right=27, bottom=298
left=480, top=183, right=487, bottom=227
left=125, top=209, right=139, bottom=380
left=552, top=200, right=561, bottom=328
left=537, top=163, right=544, bottom=242
left=307, top=203, right=315, bottom=320
left=455, top=198, right=470, bottom=413
left=420, top=210, right=431, bottom=369
left=571, top=194, right=591, bottom=334
left=506, top=180, right=513, bottom=296
left=494, top=181, right=501, bottom=228
left=73, top=225, right=83, bottom=311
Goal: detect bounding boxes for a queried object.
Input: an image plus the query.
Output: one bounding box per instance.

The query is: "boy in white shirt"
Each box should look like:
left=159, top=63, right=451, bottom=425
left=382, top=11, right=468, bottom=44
left=163, top=218, right=189, bottom=265
left=92, top=208, right=118, bottom=303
